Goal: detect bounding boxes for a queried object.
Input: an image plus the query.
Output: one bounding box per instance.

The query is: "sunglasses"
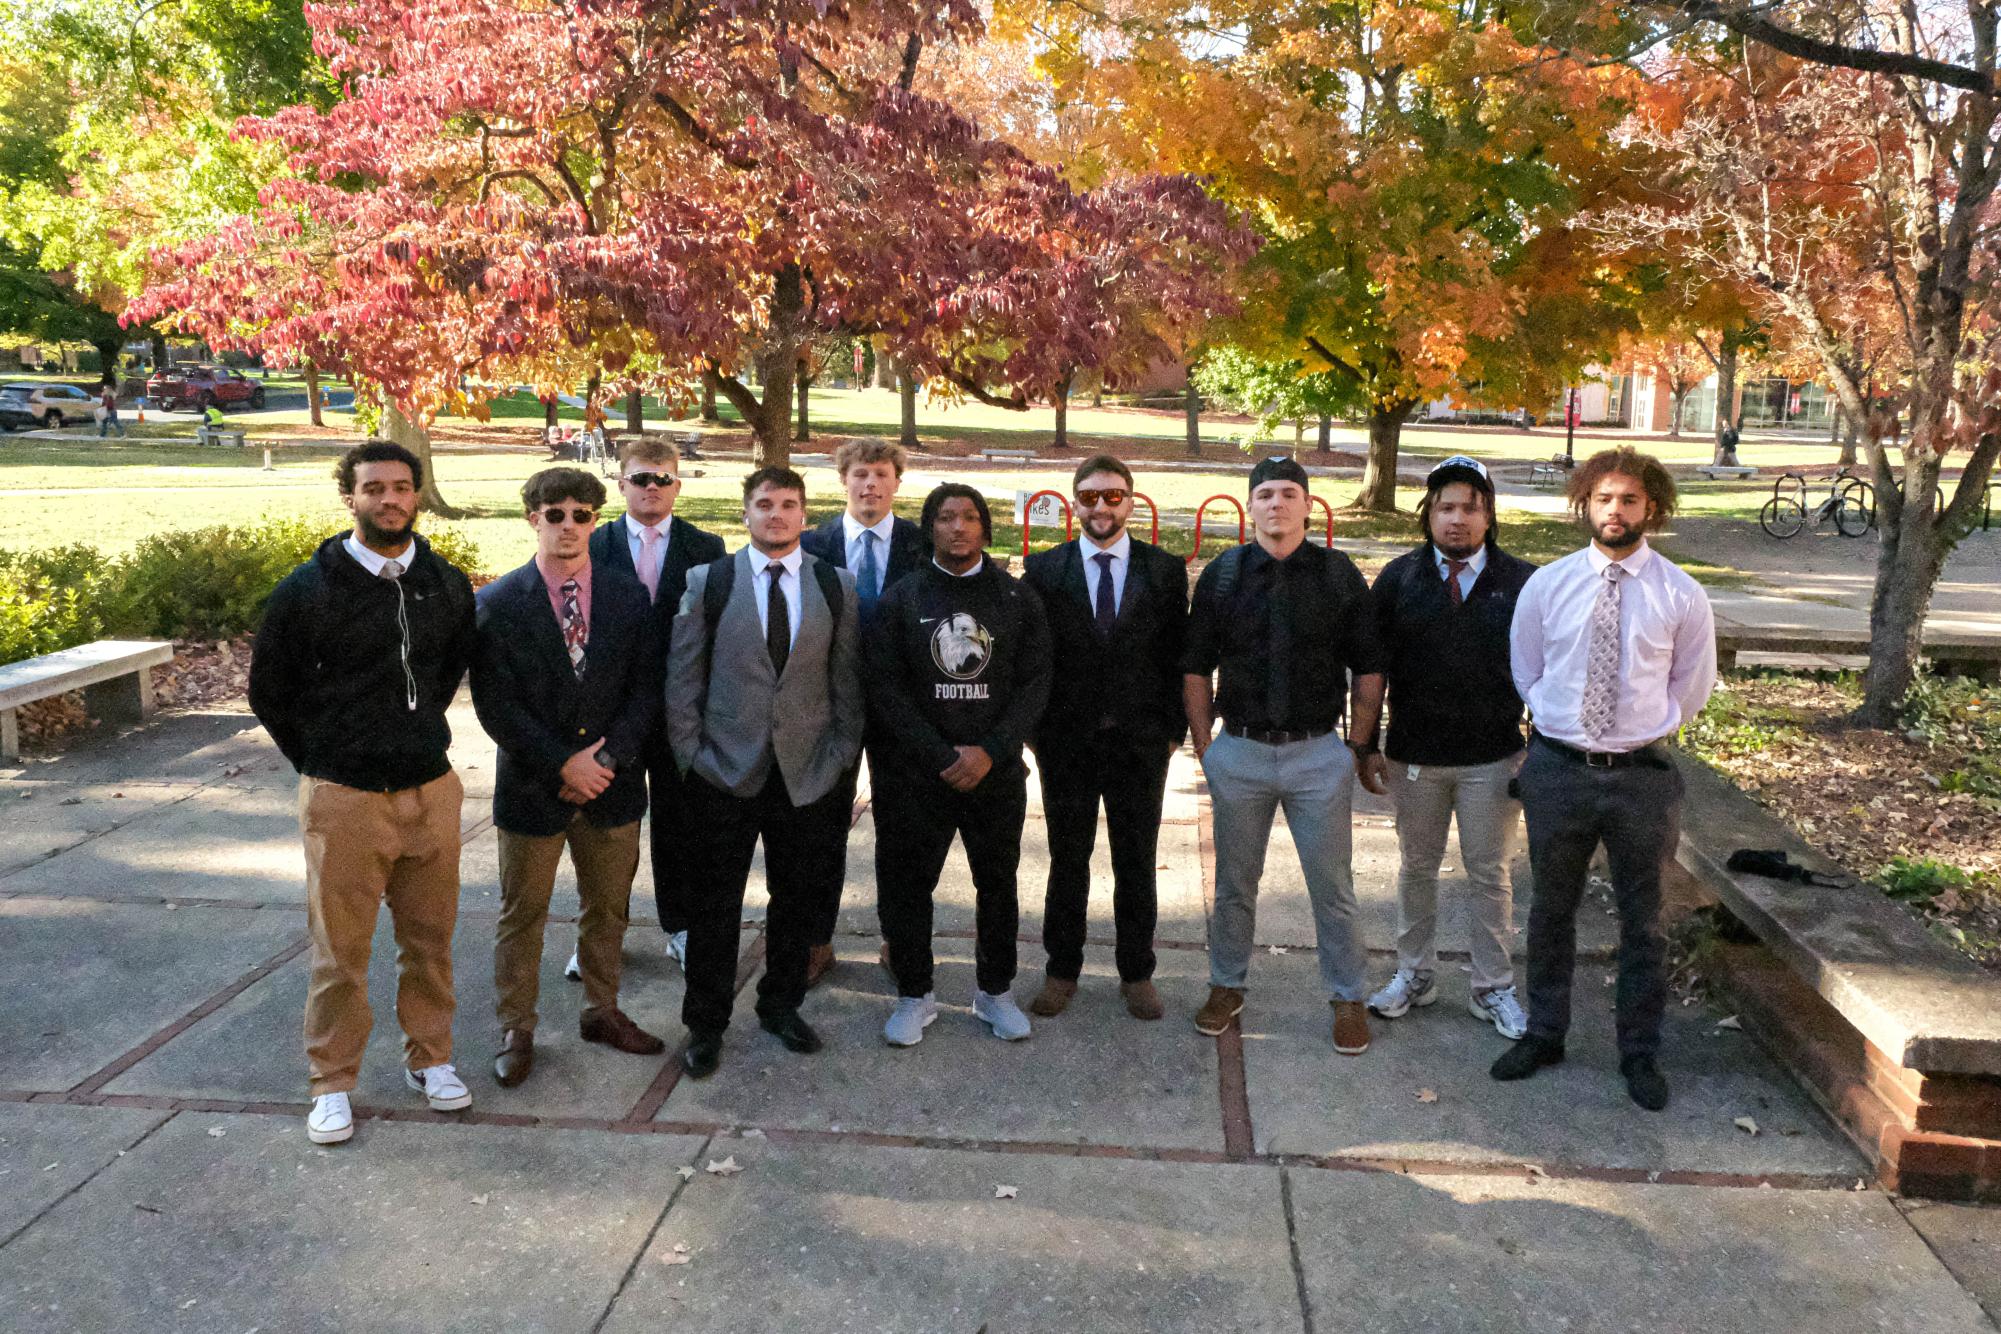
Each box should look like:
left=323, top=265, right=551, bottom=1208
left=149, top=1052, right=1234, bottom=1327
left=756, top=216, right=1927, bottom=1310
left=623, top=471, right=678, bottom=489
left=1076, top=488, right=1130, bottom=507
left=537, top=507, right=598, bottom=526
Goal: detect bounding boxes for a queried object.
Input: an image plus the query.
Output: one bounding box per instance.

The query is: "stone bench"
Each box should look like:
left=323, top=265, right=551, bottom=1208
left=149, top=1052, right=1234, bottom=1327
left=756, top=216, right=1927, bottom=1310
left=0, top=640, right=176, bottom=760
left=1670, top=752, right=2001, bottom=1198
left=1717, top=627, right=2001, bottom=681
left=980, top=447, right=1036, bottom=462
left=195, top=425, right=248, bottom=448
left=1698, top=464, right=1759, bottom=480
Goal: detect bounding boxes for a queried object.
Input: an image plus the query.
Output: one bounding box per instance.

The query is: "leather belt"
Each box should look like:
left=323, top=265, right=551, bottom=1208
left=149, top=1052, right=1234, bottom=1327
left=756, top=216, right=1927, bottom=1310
left=1531, top=730, right=1667, bottom=769
left=1226, top=723, right=1334, bottom=745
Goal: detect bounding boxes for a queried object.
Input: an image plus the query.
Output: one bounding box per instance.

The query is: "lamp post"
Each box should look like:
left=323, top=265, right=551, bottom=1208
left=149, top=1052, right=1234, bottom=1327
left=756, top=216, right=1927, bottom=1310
left=1564, top=386, right=1579, bottom=467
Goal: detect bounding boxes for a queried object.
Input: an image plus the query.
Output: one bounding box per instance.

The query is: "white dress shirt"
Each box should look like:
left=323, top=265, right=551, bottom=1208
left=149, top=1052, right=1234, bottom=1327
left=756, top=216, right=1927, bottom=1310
left=1510, top=539, right=1717, bottom=752
left=344, top=532, right=412, bottom=576
left=626, top=516, right=674, bottom=589
left=933, top=557, right=984, bottom=577
left=842, top=512, right=896, bottom=591
left=752, top=547, right=804, bottom=648
left=1434, top=544, right=1486, bottom=601
left=1080, top=531, right=1132, bottom=615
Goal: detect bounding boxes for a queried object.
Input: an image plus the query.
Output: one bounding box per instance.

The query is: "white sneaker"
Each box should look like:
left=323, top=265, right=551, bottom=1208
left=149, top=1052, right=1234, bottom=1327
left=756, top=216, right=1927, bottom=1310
left=564, top=950, right=581, bottom=981
left=973, top=990, right=1032, bottom=1041
left=883, top=993, right=938, bottom=1047
left=1368, top=968, right=1437, bottom=1019
left=1471, top=985, right=1529, bottom=1040
left=403, top=1063, right=472, bottom=1111
left=307, top=1092, right=353, bottom=1145
left=665, top=931, right=688, bottom=968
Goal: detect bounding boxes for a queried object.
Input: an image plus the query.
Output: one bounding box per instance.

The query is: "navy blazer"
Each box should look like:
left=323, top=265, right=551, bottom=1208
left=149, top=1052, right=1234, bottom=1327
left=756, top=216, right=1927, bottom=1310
left=471, top=559, right=662, bottom=836
left=589, top=514, right=727, bottom=634
left=799, top=513, right=925, bottom=606
left=1023, top=536, right=1190, bottom=754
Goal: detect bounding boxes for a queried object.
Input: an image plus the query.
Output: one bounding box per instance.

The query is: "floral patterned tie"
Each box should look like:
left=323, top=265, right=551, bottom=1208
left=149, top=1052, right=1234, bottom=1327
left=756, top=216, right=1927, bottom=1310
left=561, top=578, right=587, bottom=680
left=1579, top=563, right=1625, bottom=741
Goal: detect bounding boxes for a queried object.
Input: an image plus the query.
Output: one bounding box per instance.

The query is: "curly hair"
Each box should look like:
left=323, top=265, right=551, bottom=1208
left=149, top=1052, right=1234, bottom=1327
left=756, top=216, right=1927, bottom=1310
left=1566, top=448, right=1677, bottom=533
left=833, top=436, right=907, bottom=478
left=920, top=482, right=992, bottom=544
left=335, top=439, right=423, bottom=495
left=521, top=466, right=607, bottom=512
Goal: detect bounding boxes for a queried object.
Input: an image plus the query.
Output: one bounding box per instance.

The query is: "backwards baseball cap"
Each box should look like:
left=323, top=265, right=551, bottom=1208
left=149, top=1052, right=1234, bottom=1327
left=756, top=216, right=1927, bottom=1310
left=1427, top=454, right=1493, bottom=494
left=1248, top=454, right=1311, bottom=494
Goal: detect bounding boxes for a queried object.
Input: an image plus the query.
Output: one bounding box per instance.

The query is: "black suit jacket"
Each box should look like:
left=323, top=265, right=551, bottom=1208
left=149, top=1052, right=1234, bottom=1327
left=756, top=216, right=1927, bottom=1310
left=589, top=515, right=727, bottom=634
left=471, top=559, right=662, bottom=836
left=1023, top=536, right=1189, bottom=755
left=800, top=513, right=925, bottom=601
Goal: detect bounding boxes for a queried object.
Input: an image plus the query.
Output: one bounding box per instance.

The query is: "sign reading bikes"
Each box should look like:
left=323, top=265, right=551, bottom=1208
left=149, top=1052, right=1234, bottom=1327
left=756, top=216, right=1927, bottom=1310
left=931, top=613, right=993, bottom=698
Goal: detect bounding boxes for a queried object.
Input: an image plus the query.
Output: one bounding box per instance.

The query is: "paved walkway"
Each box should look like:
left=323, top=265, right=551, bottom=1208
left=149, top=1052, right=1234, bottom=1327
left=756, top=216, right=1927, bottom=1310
left=2, top=706, right=1997, bottom=1331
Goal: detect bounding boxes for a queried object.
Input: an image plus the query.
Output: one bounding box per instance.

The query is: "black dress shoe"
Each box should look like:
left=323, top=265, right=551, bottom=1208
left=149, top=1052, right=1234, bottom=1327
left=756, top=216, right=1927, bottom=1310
left=1490, top=1035, right=1565, bottom=1082
left=1621, top=1055, right=1670, bottom=1111
left=681, top=1032, right=723, bottom=1079
left=758, top=1010, right=824, bottom=1055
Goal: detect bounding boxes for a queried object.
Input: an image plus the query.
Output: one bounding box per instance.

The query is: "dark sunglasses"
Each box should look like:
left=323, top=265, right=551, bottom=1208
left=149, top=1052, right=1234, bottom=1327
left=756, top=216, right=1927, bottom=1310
left=537, top=507, right=598, bottom=526
left=623, top=471, right=678, bottom=489
left=1076, top=488, right=1130, bottom=507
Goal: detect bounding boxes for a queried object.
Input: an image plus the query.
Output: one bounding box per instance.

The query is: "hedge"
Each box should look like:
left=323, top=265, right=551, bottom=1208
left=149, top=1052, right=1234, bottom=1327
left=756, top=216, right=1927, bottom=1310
left=0, top=520, right=485, bottom=666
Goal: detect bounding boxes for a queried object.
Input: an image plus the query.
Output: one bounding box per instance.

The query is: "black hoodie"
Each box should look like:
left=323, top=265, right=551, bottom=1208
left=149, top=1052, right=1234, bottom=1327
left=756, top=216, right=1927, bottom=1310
left=249, top=533, right=477, bottom=792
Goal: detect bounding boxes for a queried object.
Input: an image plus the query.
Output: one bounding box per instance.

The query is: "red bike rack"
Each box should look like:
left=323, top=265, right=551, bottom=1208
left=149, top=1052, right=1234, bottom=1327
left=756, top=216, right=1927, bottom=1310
left=1308, top=495, right=1335, bottom=546
left=1020, top=489, right=1074, bottom=558
left=1187, top=494, right=1247, bottom=565
left=1132, top=492, right=1161, bottom=545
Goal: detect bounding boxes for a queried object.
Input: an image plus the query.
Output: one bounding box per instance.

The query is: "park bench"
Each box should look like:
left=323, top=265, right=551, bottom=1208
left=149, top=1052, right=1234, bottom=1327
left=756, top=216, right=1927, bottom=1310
left=0, top=639, right=174, bottom=761
left=980, top=447, right=1036, bottom=463
left=195, top=425, right=248, bottom=448
left=672, top=429, right=704, bottom=460
left=1698, top=463, right=1760, bottom=480
left=1667, top=754, right=2001, bottom=1198
left=1715, top=626, right=2001, bottom=680
left=1528, top=456, right=1569, bottom=487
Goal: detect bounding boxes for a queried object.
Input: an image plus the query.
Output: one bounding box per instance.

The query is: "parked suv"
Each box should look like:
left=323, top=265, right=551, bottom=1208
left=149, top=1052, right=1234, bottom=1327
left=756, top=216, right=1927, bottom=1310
left=0, top=382, right=98, bottom=430
left=144, top=365, right=265, bottom=412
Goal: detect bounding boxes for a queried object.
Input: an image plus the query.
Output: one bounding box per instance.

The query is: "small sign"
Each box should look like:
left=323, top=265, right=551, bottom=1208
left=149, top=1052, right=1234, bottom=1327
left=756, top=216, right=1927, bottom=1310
left=1014, top=490, right=1065, bottom=526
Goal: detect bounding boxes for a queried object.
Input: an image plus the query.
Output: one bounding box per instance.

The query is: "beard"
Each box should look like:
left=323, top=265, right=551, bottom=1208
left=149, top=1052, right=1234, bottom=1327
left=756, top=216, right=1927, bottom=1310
left=1433, top=534, right=1482, bottom=560
left=1590, top=516, right=1643, bottom=551
left=357, top=510, right=413, bottom=548
left=1082, top=511, right=1124, bottom=542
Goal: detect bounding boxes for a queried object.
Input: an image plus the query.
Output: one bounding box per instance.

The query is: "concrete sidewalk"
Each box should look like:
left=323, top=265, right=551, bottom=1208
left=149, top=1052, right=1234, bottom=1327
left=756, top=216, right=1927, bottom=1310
left=3, top=707, right=1997, bottom=1332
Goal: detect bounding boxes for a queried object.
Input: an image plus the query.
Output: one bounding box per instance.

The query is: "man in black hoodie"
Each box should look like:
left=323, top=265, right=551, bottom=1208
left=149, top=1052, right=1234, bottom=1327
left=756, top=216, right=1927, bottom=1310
left=249, top=440, right=478, bottom=1147
left=867, top=483, right=1052, bottom=1048
left=1363, top=456, right=1536, bottom=1044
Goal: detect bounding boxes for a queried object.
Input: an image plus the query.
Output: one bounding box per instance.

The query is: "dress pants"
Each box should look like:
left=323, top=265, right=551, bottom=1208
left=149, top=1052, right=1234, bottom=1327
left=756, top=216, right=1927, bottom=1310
left=1517, top=738, right=1684, bottom=1059
left=1390, top=754, right=1522, bottom=992
left=874, top=764, right=1028, bottom=999
left=646, top=738, right=693, bottom=934
left=493, top=815, right=641, bottom=1032
left=680, top=767, right=848, bottom=1035
left=1037, top=733, right=1172, bottom=983
left=299, top=770, right=462, bottom=1097
left=812, top=750, right=865, bottom=947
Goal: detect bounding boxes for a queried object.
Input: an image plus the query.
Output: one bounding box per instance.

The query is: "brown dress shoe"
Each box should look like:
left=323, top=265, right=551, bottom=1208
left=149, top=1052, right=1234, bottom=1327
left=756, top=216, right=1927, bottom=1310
left=1120, top=979, right=1165, bottom=1021
left=1332, top=1000, right=1370, bottom=1055
left=1194, top=986, right=1245, bottom=1035
left=805, top=944, right=837, bottom=990
left=493, top=1029, right=534, bottom=1087
left=580, top=1007, right=666, bottom=1055
left=1027, top=977, right=1077, bottom=1017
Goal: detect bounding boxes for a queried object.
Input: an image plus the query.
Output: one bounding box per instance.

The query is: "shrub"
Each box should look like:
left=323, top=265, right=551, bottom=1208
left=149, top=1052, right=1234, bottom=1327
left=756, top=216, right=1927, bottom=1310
left=1877, top=856, right=1981, bottom=904
left=0, top=570, right=102, bottom=663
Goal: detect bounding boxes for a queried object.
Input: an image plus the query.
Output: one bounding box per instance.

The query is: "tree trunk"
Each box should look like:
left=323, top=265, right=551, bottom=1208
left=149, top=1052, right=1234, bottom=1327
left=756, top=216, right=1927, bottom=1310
left=794, top=358, right=811, bottom=442
left=303, top=361, right=324, bottom=427
left=543, top=396, right=559, bottom=430
left=700, top=368, right=719, bottom=422
left=1294, top=418, right=1305, bottom=451
left=1861, top=487, right=1947, bottom=726
left=1316, top=412, right=1332, bottom=455
left=148, top=330, right=168, bottom=372
left=1351, top=404, right=1405, bottom=510
left=1052, top=369, right=1074, bottom=450
left=897, top=362, right=918, bottom=451
left=1183, top=373, right=1201, bottom=457
left=626, top=389, right=643, bottom=433
left=1712, top=344, right=1740, bottom=466
left=1839, top=417, right=1859, bottom=467
left=873, top=344, right=896, bottom=389
left=1668, top=385, right=1687, bottom=439
left=1091, top=378, right=1105, bottom=409
left=382, top=403, right=461, bottom=518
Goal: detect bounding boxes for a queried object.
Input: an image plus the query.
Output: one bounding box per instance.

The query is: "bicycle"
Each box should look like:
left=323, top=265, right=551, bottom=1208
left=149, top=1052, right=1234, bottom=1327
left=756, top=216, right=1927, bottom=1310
left=1835, top=469, right=1949, bottom=532
left=1759, top=471, right=1870, bottom=538
left=559, top=426, right=617, bottom=477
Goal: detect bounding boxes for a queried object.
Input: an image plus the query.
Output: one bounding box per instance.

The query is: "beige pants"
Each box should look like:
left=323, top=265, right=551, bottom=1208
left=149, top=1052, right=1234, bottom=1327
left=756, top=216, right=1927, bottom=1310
left=494, top=816, right=641, bottom=1033
left=1391, top=755, right=1522, bottom=993
left=300, top=771, right=463, bottom=1097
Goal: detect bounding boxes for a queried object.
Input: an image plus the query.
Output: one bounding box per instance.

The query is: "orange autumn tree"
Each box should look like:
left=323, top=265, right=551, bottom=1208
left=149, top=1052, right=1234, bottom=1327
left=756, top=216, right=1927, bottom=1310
left=1009, top=0, right=1646, bottom=508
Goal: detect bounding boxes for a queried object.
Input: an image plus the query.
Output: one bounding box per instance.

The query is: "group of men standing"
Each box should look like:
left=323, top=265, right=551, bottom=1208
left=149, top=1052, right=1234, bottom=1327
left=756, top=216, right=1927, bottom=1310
left=249, top=430, right=1712, bottom=1149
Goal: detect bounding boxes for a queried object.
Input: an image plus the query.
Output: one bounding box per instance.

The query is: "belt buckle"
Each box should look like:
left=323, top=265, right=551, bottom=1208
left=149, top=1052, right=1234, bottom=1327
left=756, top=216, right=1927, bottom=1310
left=1585, top=749, right=1614, bottom=769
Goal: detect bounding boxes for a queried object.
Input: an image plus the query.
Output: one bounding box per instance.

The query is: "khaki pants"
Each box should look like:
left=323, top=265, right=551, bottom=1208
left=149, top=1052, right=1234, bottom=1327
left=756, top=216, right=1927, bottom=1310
left=494, top=816, right=641, bottom=1033
left=300, top=771, right=463, bottom=1098
left=1391, top=755, right=1522, bottom=993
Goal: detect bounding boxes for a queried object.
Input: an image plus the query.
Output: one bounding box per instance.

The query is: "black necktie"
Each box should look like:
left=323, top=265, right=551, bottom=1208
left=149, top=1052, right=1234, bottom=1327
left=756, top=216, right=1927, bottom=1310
left=1093, top=551, right=1117, bottom=636
left=765, top=561, right=790, bottom=676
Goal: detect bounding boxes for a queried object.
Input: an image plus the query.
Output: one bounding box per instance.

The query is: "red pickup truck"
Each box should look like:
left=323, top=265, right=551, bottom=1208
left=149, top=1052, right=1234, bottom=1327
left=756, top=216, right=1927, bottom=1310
left=144, top=365, right=265, bottom=412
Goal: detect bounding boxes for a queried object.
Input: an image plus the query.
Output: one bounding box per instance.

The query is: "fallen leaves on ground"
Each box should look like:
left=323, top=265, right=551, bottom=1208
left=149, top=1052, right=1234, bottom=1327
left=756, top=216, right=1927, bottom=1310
left=703, top=1156, right=743, bottom=1177
left=658, top=1243, right=693, bottom=1266
left=994, top=1184, right=1019, bottom=1199
left=1415, top=1088, right=1439, bottom=1103
left=1734, top=1116, right=1760, bottom=1136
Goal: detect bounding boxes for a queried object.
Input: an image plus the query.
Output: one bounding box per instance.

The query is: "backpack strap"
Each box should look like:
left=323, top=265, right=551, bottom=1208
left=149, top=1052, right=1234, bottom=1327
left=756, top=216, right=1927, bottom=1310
left=1209, top=543, right=1246, bottom=603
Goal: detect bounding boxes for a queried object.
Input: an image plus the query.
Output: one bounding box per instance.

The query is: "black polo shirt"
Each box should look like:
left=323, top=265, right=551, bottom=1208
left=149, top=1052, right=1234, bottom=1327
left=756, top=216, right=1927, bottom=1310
left=1182, top=540, right=1385, bottom=732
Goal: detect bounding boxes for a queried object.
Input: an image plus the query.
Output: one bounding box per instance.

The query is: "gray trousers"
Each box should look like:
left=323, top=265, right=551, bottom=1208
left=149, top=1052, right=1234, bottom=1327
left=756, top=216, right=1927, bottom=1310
left=1391, top=755, right=1521, bottom=992
left=1201, top=730, right=1368, bottom=1001
left=1517, top=739, right=1684, bottom=1059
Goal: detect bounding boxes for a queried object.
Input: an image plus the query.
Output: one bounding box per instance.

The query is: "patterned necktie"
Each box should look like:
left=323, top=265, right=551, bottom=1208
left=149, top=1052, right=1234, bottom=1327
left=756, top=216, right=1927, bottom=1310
left=1444, top=559, right=1468, bottom=607
left=1579, top=563, right=1626, bottom=741
left=856, top=529, right=882, bottom=615
left=1093, top=551, right=1117, bottom=635
left=765, top=561, right=790, bottom=676
left=379, top=559, right=404, bottom=581
left=561, top=578, right=587, bottom=680
left=636, top=525, right=661, bottom=603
